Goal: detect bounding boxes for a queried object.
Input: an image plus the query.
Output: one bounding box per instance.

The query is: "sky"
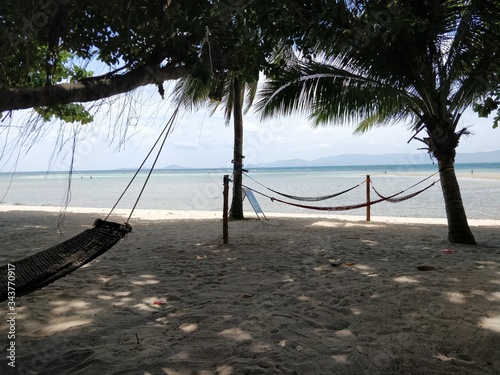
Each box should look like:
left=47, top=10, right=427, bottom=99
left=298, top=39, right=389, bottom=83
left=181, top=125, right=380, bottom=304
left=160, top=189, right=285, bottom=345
left=1, top=83, right=499, bottom=172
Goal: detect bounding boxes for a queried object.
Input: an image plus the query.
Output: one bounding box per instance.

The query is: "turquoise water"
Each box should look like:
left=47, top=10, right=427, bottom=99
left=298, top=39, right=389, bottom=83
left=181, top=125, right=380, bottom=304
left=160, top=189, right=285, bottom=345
left=1, top=163, right=499, bottom=220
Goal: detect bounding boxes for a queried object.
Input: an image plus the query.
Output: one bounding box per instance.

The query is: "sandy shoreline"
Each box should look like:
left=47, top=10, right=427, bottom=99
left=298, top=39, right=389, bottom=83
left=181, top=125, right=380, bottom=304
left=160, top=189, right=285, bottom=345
left=1, top=204, right=500, bottom=226
left=0, top=207, right=499, bottom=374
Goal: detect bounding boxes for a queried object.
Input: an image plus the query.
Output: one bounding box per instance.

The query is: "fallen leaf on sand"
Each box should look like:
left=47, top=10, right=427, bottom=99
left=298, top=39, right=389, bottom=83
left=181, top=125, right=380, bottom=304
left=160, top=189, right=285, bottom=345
left=417, top=266, right=435, bottom=271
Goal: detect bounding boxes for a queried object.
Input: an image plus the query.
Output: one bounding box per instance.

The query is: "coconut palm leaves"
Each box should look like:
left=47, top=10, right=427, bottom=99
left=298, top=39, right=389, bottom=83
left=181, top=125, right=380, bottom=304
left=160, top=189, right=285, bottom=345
left=257, top=60, right=417, bottom=132
left=173, top=67, right=258, bottom=126
left=257, top=0, right=500, bottom=243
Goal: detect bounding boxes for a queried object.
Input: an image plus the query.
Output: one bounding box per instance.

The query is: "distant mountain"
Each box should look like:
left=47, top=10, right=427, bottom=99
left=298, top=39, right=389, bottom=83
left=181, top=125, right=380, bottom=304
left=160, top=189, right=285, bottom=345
left=246, top=150, right=500, bottom=168
left=162, top=164, right=187, bottom=170
left=456, top=150, right=500, bottom=163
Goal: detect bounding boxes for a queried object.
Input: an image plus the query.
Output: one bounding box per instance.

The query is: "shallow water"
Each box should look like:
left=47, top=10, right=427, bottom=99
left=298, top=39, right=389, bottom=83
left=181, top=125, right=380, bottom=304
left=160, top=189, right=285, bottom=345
left=1, top=163, right=499, bottom=220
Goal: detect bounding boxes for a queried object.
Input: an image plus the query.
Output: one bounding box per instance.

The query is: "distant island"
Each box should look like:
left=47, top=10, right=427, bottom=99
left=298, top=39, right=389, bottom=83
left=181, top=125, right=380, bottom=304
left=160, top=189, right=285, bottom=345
left=162, top=164, right=187, bottom=170
left=161, top=150, right=500, bottom=170
left=244, top=150, right=500, bottom=168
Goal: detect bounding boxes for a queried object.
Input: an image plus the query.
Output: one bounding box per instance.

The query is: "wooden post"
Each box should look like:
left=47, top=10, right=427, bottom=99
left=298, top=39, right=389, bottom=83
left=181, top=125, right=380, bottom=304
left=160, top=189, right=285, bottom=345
left=223, top=175, right=229, bottom=244
left=366, top=175, right=371, bottom=222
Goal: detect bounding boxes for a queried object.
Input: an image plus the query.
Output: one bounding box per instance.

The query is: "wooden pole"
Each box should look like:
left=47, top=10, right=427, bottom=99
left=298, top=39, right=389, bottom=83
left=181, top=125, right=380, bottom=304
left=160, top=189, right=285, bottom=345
left=223, top=175, right=229, bottom=244
left=366, top=175, right=371, bottom=222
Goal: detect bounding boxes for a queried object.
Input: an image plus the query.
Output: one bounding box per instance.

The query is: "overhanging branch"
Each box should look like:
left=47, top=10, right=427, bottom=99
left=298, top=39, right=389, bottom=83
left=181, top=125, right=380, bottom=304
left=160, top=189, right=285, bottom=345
left=0, top=64, right=189, bottom=113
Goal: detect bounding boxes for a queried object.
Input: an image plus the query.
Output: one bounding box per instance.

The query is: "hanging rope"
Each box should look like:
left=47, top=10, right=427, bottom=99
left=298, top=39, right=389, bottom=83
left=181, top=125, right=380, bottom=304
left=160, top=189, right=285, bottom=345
left=369, top=170, right=440, bottom=203
left=57, top=124, right=79, bottom=232
left=105, top=104, right=180, bottom=222
left=239, top=170, right=441, bottom=212
left=371, top=180, right=439, bottom=203
left=240, top=183, right=402, bottom=211
left=243, top=172, right=365, bottom=202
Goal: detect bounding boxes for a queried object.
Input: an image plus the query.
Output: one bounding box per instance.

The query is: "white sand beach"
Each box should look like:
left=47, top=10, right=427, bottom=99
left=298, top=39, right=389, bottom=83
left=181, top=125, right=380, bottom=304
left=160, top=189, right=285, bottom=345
left=0, top=205, right=499, bottom=374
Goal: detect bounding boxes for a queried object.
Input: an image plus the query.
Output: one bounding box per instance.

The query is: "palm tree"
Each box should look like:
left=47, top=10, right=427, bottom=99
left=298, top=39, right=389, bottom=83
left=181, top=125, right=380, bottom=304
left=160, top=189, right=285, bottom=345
left=257, top=0, right=500, bottom=244
left=173, top=68, right=258, bottom=219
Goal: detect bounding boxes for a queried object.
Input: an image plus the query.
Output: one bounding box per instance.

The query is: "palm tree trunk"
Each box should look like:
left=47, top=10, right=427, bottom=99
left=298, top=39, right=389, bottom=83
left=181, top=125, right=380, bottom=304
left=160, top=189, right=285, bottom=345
left=438, top=159, right=476, bottom=244
left=229, top=77, right=244, bottom=220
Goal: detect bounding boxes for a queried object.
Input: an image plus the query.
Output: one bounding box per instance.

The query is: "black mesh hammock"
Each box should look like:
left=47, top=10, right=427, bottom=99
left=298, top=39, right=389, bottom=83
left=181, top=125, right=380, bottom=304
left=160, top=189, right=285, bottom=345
left=241, top=173, right=439, bottom=212
left=243, top=172, right=364, bottom=202
left=0, top=106, right=180, bottom=302
left=0, top=220, right=131, bottom=302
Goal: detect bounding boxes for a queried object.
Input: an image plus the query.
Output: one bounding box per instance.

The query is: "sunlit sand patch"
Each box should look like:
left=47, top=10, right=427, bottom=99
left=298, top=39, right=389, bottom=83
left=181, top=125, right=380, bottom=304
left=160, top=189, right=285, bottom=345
left=349, top=263, right=378, bottom=276
left=113, top=291, right=131, bottom=297
left=434, top=353, right=455, bottom=362
left=155, top=317, right=169, bottom=325
left=111, top=297, right=134, bottom=306
left=218, top=327, right=252, bottom=342
left=215, top=365, right=234, bottom=375
left=168, top=309, right=190, bottom=318
left=444, top=292, right=466, bottom=304
left=344, top=222, right=384, bottom=228
left=281, top=274, right=294, bottom=282
left=350, top=308, right=362, bottom=316
left=475, top=261, right=498, bottom=269
left=471, top=289, right=487, bottom=296
left=167, top=350, right=190, bottom=361
left=479, top=315, right=500, bottom=333
left=352, top=264, right=372, bottom=271
left=360, top=239, right=378, bottom=246
left=335, top=329, right=353, bottom=337
left=130, top=275, right=160, bottom=285
left=133, top=303, right=156, bottom=312
left=49, top=300, right=92, bottom=315
left=314, top=264, right=333, bottom=273
left=179, top=323, right=198, bottom=333
left=249, top=341, right=272, bottom=352
left=309, top=221, right=344, bottom=228
left=310, top=220, right=384, bottom=228
left=486, top=292, right=500, bottom=302
left=43, top=319, right=93, bottom=335
left=393, top=276, right=420, bottom=283
left=278, top=339, right=287, bottom=348
left=97, top=295, right=114, bottom=301
left=332, top=354, right=349, bottom=364
left=297, top=294, right=322, bottom=306
left=130, top=279, right=160, bottom=285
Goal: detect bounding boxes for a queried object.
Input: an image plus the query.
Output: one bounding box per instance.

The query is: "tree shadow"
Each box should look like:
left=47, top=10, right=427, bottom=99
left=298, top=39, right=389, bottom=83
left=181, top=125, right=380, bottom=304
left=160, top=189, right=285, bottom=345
left=0, top=213, right=498, bottom=374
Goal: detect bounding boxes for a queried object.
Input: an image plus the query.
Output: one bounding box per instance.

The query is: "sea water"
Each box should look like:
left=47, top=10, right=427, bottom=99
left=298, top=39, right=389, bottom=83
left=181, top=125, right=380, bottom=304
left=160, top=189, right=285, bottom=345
left=0, top=163, right=499, bottom=220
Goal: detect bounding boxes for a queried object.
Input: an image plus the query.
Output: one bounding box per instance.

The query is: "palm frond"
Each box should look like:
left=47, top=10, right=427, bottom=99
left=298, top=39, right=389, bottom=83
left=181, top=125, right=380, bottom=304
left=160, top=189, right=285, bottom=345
left=447, top=0, right=500, bottom=113
left=244, top=80, right=258, bottom=115
left=171, top=72, right=211, bottom=112
left=258, top=61, right=417, bottom=130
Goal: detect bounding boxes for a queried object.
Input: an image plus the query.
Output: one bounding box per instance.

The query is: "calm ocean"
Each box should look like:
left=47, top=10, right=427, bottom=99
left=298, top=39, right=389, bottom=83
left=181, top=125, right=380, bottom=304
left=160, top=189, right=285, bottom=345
left=1, top=163, right=499, bottom=220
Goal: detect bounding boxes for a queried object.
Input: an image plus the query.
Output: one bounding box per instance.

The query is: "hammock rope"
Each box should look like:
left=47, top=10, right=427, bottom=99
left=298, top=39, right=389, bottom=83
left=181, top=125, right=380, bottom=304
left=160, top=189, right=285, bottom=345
left=371, top=180, right=439, bottom=203
left=105, top=104, right=180, bottom=223
left=241, top=183, right=403, bottom=211
left=0, top=106, right=181, bottom=300
left=243, top=172, right=365, bottom=202
left=240, top=170, right=440, bottom=212
left=0, top=219, right=131, bottom=302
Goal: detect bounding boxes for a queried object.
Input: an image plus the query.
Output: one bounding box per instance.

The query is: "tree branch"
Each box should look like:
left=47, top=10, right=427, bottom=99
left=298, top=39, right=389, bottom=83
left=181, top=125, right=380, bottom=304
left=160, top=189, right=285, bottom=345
left=0, top=64, right=189, bottom=113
